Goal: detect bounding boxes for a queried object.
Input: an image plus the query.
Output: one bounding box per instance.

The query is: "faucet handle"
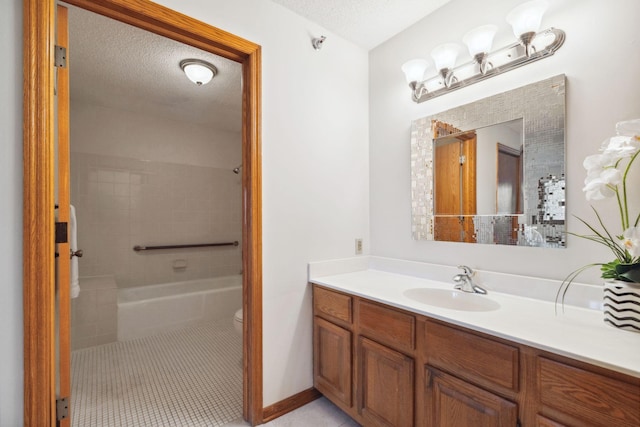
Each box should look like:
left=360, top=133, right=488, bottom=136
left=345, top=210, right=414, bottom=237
left=457, top=265, right=474, bottom=276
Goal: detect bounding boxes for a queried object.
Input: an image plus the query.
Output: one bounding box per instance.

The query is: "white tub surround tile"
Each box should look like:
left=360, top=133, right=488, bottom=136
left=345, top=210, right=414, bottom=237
left=309, top=257, right=639, bottom=378
left=70, top=275, right=118, bottom=350
left=71, top=152, right=242, bottom=288
left=117, top=276, right=242, bottom=341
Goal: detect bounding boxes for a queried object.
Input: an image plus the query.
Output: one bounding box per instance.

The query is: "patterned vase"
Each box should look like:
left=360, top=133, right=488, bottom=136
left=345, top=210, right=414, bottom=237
left=603, top=280, right=640, bottom=333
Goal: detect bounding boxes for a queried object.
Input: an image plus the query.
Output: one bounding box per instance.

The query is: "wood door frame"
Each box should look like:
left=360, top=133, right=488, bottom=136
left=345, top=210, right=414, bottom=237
left=23, top=0, right=263, bottom=425
left=55, top=5, right=71, bottom=427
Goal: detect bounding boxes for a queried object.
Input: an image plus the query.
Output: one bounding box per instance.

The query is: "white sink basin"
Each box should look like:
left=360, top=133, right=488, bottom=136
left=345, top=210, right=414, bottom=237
left=403, top=288, right=501, bottom=312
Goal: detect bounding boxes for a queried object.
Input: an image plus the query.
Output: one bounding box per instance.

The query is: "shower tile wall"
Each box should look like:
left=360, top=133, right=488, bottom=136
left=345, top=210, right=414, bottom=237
left=70, top=152, right=242, bottom=288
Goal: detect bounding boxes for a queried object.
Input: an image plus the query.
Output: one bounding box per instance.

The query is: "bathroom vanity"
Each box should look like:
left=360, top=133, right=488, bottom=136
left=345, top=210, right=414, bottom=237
left=310, top=261, right=640, bottom=427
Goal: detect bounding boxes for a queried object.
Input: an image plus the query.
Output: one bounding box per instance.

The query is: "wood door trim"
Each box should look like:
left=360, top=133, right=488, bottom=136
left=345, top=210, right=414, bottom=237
left=55, top=5, right=71, bottom=427
left=23, top=0, right=263, bottom=425
left=23, top=0, right=56, bottom=424
left=262, top=388, right=322, bottom=423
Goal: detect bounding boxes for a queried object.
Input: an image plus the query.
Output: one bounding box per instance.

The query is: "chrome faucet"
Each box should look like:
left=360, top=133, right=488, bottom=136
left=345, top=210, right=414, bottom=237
left=453, top=265, right=487, bottom=294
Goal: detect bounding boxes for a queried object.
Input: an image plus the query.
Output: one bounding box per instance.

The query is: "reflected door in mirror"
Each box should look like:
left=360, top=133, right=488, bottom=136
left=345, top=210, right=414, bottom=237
left=434, top=133, right=477, bottom=243
left=496, top=143, right=522, bottom=244
left=496, top=143, right=522, bottom=215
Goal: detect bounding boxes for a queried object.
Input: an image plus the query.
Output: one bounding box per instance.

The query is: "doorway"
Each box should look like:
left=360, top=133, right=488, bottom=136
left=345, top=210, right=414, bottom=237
left=433, top=123, right=477, bottom=243
left=23, top=0, right=263, bottom=425
left=65, top=4, right=245, bottom=425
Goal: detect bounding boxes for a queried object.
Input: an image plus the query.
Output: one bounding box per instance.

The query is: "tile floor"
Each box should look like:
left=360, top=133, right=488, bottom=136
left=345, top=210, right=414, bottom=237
left=223, top=398, right=360, bottom=427
left=71, top=315, right=358, bottom=427
left=71, top=317, right=243, bottom=427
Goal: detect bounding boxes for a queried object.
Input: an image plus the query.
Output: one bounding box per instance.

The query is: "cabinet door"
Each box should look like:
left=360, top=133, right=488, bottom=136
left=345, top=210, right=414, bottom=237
left=358, top=337, right=414, bottom=427
left=425, top=367, right=517, bottom=427
left=314, top=316, right=352, bottom=407
left=536, top=415, right=566, bottom=427
left=537, top=357, right=640, bottom=427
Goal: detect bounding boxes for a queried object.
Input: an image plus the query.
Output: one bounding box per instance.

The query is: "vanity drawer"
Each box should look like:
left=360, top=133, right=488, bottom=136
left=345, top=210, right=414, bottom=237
left=314, top=286, right=353, bottom=325
left=424, top=321, right=519, bottom=392
left=358, top=300, right=415, bottom=352
left=538, top=357, right=640, bottom=427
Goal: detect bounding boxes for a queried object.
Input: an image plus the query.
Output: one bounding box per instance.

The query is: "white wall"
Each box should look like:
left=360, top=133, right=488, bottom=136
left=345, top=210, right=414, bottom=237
left=370, top=0, right=640, bottom=284
left=0, top=0, right=23, bottom=424
left=154, top=0, right=370, bottom=407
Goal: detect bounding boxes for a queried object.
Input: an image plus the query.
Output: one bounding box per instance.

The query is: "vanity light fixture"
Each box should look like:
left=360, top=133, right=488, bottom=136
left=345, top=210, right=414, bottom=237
left=506, top=0, right=548, bottom=57
left=401, top=59, right=430, bottom=100
left=180, top=59, right=217, bottom=86
left=431, top=43, right=460, bottom=88
left=462, top=24, right=498, bottom=75
left=402, top=0, right=564, bottom=103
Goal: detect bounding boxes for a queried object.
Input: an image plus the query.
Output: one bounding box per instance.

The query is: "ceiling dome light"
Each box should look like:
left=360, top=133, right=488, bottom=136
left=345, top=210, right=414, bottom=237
left=180, top=59, right=217, bottom=86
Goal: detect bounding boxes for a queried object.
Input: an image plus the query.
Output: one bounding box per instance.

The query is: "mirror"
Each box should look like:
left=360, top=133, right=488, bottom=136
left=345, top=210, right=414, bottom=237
left=433, top=118, right=524, bottom=216
left=411, top=75, right=566, bottom=247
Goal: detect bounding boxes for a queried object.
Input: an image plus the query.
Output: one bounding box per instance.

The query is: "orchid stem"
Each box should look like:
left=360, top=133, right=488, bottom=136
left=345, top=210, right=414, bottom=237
left=622, top=150, right=640, bottom=230
left=614, top=188, right=626, bottom=231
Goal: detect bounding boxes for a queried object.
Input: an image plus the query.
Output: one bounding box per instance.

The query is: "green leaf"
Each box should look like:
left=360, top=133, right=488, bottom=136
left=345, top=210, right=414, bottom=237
left=601, top=261, right=620, bottom=279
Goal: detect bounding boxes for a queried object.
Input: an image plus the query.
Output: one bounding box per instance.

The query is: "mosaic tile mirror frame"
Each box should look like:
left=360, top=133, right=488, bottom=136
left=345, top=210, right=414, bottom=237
left=410, top=74, right=566, bottom=247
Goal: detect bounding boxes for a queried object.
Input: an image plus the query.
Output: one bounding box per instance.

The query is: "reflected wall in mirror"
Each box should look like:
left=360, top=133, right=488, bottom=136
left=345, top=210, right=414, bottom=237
left=411, top=75, right=565, bottom=247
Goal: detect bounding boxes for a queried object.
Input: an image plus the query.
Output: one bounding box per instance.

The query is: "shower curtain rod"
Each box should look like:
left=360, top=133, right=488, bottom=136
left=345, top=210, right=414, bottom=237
left=133, top=241, right=239, bottom=251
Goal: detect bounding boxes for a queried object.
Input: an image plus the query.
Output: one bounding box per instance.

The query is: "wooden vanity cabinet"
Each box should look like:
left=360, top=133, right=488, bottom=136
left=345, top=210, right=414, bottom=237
left=536, top=356, right=640, bottom=426
left=356, top=300, right=417, bottom=426
left=424, top=321, right=519, bottom=394
left=358, top=336, right=414, bottom=427
left=312, top=285, right=640, bottom=427
left=535, top=415, right=566, bottom=427
left=423, top=321, right=520, bottom=427
left=424, top=366, right=518, bottom=427
left=313, top=286, right=355, bottom=414
left=313, top=316, right=352, bottom=408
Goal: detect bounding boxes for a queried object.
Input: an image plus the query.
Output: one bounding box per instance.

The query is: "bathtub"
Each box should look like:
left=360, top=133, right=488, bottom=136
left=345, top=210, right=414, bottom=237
left=117, top=275, right=242, bottom=341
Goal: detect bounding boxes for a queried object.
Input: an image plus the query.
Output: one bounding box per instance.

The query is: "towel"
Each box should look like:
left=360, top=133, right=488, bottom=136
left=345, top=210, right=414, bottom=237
left=70, top=204, right=80, bottom=298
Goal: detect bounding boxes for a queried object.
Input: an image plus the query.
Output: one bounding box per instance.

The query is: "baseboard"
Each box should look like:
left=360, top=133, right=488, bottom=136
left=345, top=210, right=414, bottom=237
left=262, top=387, right=322, bottom=423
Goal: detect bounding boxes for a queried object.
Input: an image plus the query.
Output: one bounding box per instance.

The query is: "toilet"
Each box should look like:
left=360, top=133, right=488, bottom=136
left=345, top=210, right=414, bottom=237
left=233, top=309, right=243, bottom=334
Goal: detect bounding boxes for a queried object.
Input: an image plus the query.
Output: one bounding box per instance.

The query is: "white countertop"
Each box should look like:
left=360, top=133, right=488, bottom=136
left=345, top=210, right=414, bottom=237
left=309, top=258, right=640, bottom=378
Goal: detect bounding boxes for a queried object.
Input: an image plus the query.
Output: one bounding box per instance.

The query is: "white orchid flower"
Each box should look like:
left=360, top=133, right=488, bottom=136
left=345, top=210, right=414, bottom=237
left=562, top=118, right=640, bottom=298
left=583, top=167, right=622, bottom=200
left=600, top=135, right=640, bottom=159
left=621, top=226, right=640, bottom=258
left=583, top=153, right=614, bottom=174
left=615, top=118, right=640, bottom=137
left=582, top=152, right=622, bottom=201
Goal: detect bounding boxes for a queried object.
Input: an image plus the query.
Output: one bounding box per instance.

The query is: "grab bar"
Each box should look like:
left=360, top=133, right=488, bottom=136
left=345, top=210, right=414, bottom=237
left=133, top=241, right=239, bottom=251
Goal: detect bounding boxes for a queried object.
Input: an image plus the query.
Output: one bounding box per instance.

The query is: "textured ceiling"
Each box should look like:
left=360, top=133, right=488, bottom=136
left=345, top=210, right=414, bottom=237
left=68, top=5, right=242, bottom=133
left=271, top=0, right=452, bottom=50
left=68, top=1, right=450, bottom=131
